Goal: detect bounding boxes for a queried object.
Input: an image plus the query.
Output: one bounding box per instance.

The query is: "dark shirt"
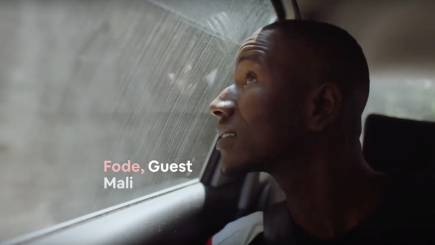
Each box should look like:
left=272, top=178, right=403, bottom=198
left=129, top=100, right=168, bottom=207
left=254, top=173, right=435, bottom=245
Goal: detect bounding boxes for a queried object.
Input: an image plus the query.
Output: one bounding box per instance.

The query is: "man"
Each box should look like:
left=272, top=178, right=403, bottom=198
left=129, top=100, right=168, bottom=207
left=207, top=20, right=435, bottom=245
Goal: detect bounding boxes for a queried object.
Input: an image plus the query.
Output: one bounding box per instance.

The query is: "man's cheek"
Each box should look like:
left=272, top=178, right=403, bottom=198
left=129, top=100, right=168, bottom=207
left=238, top=90, right=274, bottom=124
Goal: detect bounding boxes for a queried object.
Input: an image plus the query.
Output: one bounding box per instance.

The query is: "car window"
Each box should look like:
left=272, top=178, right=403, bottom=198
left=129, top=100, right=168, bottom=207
left=0, top=0, right=274, bottom=241
left=364, top=76, right=435, bottom=122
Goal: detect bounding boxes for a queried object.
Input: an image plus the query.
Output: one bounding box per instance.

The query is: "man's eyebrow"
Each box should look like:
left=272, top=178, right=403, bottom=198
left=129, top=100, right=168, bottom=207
left=236, top=53, right=264, bottom=64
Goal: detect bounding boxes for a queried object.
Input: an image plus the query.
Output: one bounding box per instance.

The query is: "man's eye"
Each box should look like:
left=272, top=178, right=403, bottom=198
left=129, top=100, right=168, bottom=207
left=246, top=73, right=257, bottom=84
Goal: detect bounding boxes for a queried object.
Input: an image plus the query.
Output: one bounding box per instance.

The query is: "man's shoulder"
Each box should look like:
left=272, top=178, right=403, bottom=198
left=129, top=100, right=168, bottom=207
left=208, top=211, right=264, bottom=245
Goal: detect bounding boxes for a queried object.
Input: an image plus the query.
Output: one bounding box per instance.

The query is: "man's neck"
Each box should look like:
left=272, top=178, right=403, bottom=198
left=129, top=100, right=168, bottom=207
left=270, top=140, right=390, bottom=240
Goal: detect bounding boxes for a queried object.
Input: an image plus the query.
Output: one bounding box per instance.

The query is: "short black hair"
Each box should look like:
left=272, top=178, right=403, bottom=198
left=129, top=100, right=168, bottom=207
left=264, top=20, right=370, bottom=117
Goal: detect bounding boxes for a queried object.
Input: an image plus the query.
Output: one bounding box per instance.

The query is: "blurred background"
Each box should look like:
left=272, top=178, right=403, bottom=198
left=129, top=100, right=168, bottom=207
left=0, top=0, right=434, bottom=242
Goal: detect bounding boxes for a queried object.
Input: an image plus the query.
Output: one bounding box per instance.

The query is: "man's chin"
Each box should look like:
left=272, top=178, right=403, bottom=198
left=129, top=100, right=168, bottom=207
left=219, top=157, right=256, bottom=177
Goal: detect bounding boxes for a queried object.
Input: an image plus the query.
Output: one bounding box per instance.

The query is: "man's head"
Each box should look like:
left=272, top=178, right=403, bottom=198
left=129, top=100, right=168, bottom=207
left=209, top=20, right=370, bottom=175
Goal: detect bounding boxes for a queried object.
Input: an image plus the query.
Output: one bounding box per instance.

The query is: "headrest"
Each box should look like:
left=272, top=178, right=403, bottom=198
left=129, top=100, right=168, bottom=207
left=362, top=114, right=435, bottom=174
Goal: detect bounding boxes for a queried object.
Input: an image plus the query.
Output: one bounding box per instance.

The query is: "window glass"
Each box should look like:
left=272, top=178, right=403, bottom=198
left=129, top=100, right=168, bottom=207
left=364, top=74, right=435, bottom=122
left=0, top=0, right=274, bottom=241
left=149, top=0, right=276, bottom=42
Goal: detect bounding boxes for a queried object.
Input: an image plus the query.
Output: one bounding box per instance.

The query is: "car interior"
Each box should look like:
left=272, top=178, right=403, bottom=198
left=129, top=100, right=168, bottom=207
left=1, top=0, right=434, bottom=245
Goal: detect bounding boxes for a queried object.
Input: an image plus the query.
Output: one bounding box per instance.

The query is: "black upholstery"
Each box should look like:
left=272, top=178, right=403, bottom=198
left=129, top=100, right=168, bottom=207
left=363, top=114, right=435, bottom=174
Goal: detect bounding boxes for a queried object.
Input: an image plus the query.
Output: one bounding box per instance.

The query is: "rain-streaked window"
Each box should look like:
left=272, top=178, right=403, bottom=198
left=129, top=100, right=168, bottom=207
left=0, top=0, right=274, bottom=241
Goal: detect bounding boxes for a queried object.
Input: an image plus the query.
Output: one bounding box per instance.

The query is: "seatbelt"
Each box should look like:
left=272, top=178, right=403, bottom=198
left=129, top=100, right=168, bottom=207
left=263, top=201, right=296, bottom=245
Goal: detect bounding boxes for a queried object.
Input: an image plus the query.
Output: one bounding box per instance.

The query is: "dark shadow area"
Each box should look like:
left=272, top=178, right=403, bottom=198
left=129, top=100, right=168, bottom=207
left=363, top=114, right=435, bottom=174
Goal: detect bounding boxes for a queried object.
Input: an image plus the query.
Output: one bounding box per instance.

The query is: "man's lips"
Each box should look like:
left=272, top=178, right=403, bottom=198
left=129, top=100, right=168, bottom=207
left=216, top=127, right=237, bottom=138
left=216, top=128, right=237, bottom=150
left=220, top=132, right=237, bottom=138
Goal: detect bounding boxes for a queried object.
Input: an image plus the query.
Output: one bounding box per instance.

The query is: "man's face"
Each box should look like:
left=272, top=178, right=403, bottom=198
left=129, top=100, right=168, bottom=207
left=209, top=29, right=307, bottom=175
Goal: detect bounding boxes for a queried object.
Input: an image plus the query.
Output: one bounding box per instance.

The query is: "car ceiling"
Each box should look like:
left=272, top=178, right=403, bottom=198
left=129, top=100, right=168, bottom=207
left=297, top=0, right=435, bottom=77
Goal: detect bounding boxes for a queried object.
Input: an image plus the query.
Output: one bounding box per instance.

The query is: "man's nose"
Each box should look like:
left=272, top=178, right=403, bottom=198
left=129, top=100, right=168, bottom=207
left=209, top=86, right=236, bottom=119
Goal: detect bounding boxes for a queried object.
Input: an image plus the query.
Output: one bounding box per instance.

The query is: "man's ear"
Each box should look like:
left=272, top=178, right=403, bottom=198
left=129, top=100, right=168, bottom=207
left=307, top=83, right=342, bottom=132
